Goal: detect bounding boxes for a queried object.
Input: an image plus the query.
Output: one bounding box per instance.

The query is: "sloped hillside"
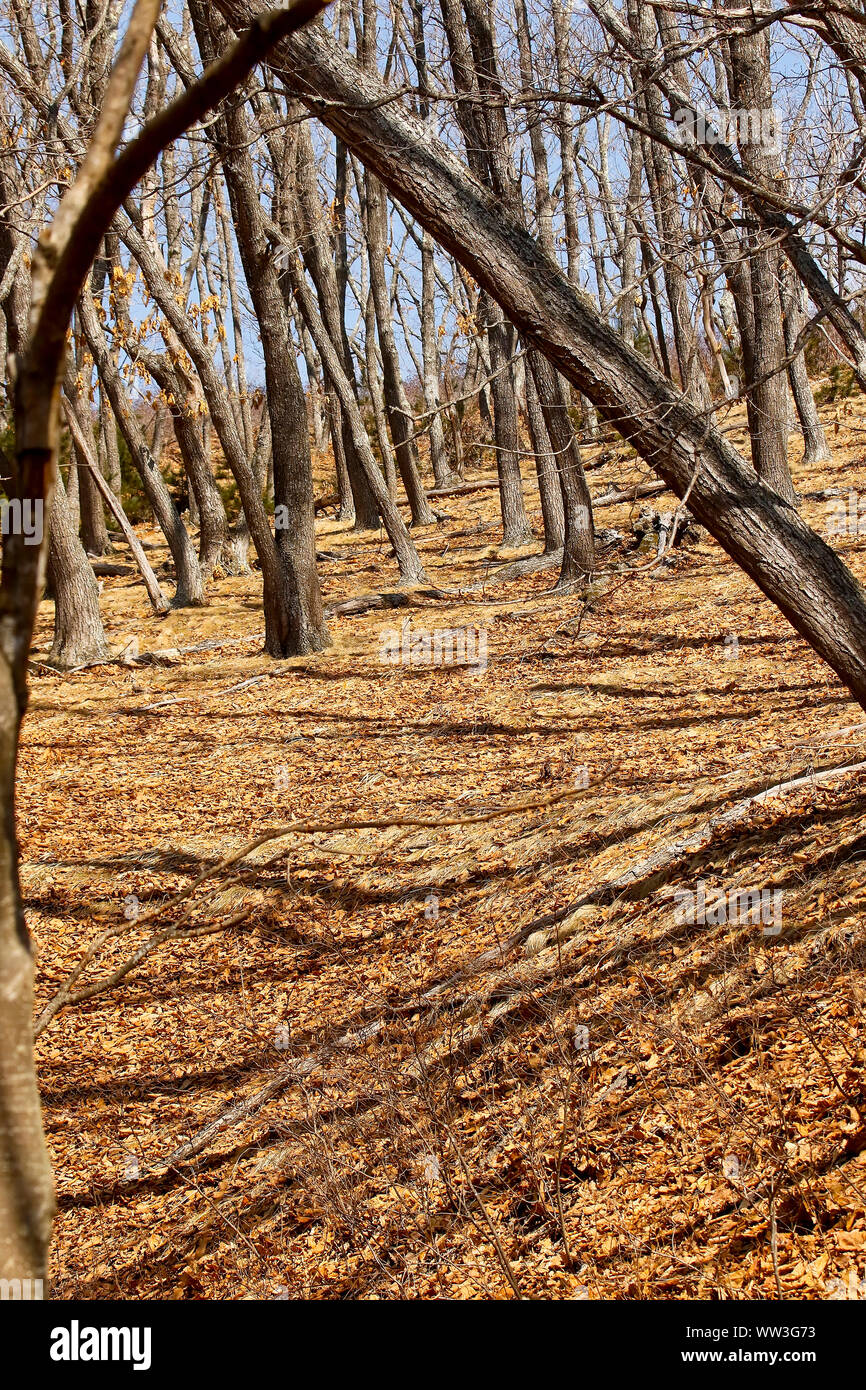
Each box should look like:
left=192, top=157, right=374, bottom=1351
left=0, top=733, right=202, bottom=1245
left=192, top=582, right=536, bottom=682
left=25, top=400, right=866, bottom=1299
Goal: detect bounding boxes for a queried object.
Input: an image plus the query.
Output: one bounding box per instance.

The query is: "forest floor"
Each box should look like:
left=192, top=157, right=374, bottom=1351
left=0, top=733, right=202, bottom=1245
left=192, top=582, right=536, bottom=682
left=24, top=393, right=866, bottom=1300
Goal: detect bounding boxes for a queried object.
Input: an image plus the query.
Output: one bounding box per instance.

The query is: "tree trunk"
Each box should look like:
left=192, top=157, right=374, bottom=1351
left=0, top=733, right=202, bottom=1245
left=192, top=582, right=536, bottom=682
left=362, top=284, right=398, bottom=497
left=363, top=172, right=435, bottom=525
left=141, top=352, right=231, bottom=581
left=411, top=0, right=455, bottom=488
left=528, top=351, right=595, bottom=584
left=77, top=453, right=111, bottom=556
left=292, top=122, right=380, bottom=529
left=780, top=259, right=831, bottom=466
left=0, top=651, right=54, bottom=1282
left=287, top=243, right=425, bottom=583
left=46, top=474, right=111, bottom=668
left=725, top=18, right=795, bottom=503
left=524, top=365, right=565, bottom=553
left=630, top=0, right=711, bottom=409
left=209, top=61, right=328, bottom=653
left=485, top=302, right=533, bottom=547
left=236, top=12, right=866, bottom=708
left=78, top=293, right=205, bottom=606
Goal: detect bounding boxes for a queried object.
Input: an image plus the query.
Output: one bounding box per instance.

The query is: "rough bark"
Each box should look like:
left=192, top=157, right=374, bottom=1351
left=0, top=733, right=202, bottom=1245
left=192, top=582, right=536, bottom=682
left=45, top=474, right=112, bottom=668
left=194, top=7, right=328, bottom=653
left=78, top=293, right=205, bottom=606
left=217, top=8, right=866, bottom=708
left=528, top=350, right=596, bottom=585
left=724, top=10, right=795, bottom=503
left=523, top=366, right=565, bottom=553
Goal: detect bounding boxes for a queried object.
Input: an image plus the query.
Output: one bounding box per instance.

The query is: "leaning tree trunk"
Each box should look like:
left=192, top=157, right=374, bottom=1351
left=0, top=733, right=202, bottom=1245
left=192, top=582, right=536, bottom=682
left=78, top=293, right=205, bottom=606
left=63, top=392, right=171, bottom=614
left=286, top=250, right=426, bottom=583
left=231, top=10, right=866, bottom=708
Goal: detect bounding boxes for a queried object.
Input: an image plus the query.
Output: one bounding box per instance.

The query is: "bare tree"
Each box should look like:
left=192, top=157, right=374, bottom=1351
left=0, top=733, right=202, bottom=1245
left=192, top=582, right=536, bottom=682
left=0, top=0, right=328, bottom=1288
left=233, top=7, right=866, bottom=707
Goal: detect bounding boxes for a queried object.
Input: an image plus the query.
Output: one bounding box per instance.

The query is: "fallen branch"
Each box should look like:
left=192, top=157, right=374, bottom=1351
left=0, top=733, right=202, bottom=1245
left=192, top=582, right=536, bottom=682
left=34, top=910, right=249, bottom=1038
left=516, top=758, right=866, bottom=957
left=323, top=587, right=448, bottom=617
left=155, top=757, right=866, bottom=1169
left=427, top=478, right=499, bottom=498
left=593, top=480, right=667, bottom=508
left=90, top=561, right=134, bottom=578
left=162, top=1015, right=387, bottom=1167
left=34, top=781, right=600, bottom=1037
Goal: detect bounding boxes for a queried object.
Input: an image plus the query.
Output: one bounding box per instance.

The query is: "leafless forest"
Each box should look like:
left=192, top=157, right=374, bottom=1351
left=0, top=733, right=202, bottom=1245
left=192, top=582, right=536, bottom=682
left=2, top=0, right=866, bottom=1314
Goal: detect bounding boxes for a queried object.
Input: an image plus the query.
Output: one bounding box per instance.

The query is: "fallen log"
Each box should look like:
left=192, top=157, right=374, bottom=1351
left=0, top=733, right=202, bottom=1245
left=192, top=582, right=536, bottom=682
left=594, top=480, right=667, bottom=508
left=89, top=561, right=133, bottom=578
left=427, top=478, right=500, bottom=498
left=324, top=587, right=449, bottom=618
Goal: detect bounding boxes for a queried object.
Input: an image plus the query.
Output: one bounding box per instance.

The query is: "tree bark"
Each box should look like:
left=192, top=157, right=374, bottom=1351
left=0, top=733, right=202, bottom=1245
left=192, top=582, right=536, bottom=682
left=45, top=474, right=112, bottom=668
left=724, top=10, right=795, bottom=503
left=193, top=8, right=328, bottom=653
left=363, top=172, right=435, bottom=525
left=223, top=9, right=866, bottom=708
left=523, top=365, right=565, bottom=553
left=78, top=293, right=205, bottom=606
left=528, top=351, right=596, bottom=585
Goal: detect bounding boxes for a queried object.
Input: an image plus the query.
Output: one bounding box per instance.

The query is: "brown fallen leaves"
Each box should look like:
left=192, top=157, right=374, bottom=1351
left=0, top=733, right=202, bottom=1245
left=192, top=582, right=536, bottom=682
left=22, top=405, right=866, bottom=1299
